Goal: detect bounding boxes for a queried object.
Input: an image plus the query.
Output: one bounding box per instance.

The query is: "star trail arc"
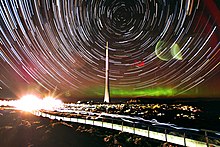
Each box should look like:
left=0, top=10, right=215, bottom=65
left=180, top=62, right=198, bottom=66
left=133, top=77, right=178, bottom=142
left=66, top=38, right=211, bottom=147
left=0, top=0, right=219, bottom=98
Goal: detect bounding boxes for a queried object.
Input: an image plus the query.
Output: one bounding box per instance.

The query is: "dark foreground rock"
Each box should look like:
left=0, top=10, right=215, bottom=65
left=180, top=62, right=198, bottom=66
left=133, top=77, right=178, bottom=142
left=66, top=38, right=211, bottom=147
left=0, top=109, right=106, bottom=147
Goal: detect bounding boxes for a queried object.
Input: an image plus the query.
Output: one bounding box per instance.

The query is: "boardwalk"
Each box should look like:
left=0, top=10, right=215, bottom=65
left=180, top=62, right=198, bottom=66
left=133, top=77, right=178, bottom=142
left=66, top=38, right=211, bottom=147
left=32, top=111, right=220, bottom=147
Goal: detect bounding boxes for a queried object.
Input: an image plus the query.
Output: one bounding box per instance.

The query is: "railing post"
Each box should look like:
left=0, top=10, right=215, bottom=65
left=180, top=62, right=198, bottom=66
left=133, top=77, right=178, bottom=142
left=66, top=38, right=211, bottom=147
left=112, top=118, right=113, bottom=129
left=184, top=132, right=186, bottom=147
left=148, top=126, right=150, bottom=137
left=122, top=121, right=124, bottom=132
left=165, top=129, right=167, bottom=142
left=102, top=118, right=103, bottom=127
left=133, top=123, right=135, bottom=134
left=205, top=131, right=209, bottom=147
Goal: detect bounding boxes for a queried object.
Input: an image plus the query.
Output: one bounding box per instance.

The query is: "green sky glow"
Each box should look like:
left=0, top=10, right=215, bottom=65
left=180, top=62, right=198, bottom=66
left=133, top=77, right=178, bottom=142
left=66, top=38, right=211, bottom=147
left=84, top=87, right=178, bottom=98
left=110, top=88, right=177, bottom=97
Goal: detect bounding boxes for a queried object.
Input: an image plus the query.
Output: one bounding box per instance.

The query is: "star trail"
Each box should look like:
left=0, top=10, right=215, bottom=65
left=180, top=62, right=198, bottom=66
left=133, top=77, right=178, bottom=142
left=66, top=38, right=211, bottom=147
left=0, top=0, right=219, bottom=98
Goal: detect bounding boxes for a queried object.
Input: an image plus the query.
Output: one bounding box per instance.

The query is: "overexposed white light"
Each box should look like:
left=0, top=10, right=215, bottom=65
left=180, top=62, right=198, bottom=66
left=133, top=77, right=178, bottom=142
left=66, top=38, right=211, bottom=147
left=15, top=95, right=42, bottom=112
left=42, top=96, right=63, bottom=111
left=14, top=94, right=63, bottom=112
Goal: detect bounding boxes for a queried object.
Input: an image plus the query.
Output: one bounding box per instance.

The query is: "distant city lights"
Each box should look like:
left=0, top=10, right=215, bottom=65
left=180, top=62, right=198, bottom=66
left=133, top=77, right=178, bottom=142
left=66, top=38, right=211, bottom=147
left=0, top=94, right=63, bottom=112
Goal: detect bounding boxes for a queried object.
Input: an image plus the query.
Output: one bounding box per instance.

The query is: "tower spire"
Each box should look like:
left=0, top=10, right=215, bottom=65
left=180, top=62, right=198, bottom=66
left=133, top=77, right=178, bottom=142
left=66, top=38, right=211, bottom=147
left=104, top=42, right=110, bottom=103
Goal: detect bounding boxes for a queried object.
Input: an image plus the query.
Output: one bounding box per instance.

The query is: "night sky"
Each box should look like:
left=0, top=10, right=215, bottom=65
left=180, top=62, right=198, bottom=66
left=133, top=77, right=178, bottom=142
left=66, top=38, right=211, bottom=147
left=0, top=0, right=219, bottom=99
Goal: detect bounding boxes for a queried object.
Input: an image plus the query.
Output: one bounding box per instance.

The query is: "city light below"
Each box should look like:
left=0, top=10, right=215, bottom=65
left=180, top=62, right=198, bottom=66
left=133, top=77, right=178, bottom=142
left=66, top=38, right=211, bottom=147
left=5, top=94, right=64, bottom=112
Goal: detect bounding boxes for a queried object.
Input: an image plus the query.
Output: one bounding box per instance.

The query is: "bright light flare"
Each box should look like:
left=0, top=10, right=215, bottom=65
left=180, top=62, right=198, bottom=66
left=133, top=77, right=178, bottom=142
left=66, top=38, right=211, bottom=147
left=42, top=96, right=63, bottom=111
left=13, top=94, right=63, bottom=112
left=15, top=95, right=42, bottom=112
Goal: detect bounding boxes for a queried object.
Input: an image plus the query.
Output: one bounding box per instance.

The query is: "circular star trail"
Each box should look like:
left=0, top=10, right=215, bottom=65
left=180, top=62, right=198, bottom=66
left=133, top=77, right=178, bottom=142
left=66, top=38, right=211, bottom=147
left=0, top=0, right=219, bottom=98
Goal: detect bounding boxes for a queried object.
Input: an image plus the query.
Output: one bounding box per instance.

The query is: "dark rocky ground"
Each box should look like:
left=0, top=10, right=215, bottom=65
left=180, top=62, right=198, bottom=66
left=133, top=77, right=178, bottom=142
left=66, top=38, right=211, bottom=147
left=0, top=109, right=106, bottom=147
left=0, top=108, right=180, bottom=147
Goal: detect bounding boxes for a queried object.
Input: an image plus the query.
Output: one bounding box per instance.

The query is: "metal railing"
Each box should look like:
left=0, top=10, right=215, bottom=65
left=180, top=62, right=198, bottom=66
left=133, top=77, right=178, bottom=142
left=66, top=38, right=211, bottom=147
left=33, top=111, right=220, bottom=147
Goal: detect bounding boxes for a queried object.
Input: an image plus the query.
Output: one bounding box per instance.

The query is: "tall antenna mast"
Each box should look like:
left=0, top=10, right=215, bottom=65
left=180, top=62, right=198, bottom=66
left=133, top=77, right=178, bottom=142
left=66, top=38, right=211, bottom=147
left=104, top=42, right=110, bottom=103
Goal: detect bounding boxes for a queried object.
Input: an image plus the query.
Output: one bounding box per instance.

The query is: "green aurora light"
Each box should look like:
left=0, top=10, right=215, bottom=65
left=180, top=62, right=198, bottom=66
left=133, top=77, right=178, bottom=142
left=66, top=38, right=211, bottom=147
left=84, top=87, right=178, bottom=97
left=110, top=88, right=177, bottom=97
